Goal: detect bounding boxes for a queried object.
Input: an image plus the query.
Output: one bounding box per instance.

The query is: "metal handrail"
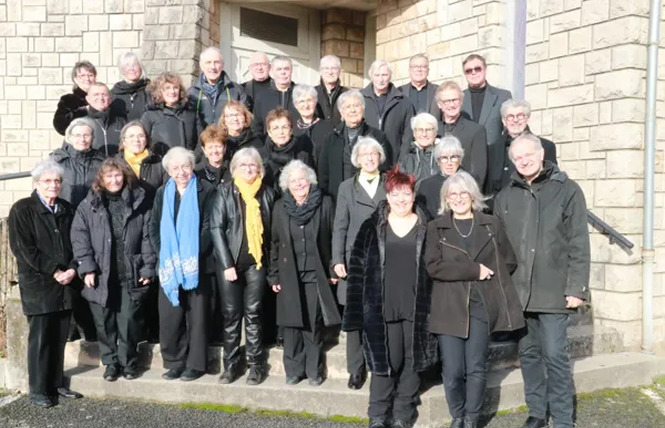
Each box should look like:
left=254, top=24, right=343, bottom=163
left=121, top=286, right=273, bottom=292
left=587, top=210, right=634, bottom=250
left=0, top=172, right=31, bottom=181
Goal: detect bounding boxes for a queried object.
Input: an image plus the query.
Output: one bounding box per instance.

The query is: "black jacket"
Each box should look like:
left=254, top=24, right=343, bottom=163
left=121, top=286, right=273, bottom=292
left=398, top=81, right=441, bottom=118
left=317, top=121, right=392, bottom=200
left=110, top=78, right=151, bottom=121
left=293, top=117, right=334, bottom=167
left=268, top=194, right=341, bottom=328
left=494, top=162, right=590, bottom=313
left=50, top=144, right=106, bottom=208
left=315, top=80, right=348, bottom=126
left=438, top=115, right=488, bottom=188
left=461, top=84, right=512, bottom=147
left=399, top=140, right=440, bottom=185
left=141, top=103, right=198, bottom=153
left=225, top=128, right=266, bottom=161
left=416, top=173, right=446, bottom=218
left=194, top=159, right=232, bottom=187
left=86, top=107, right=127, bottom=157
left=424, top=211, right=525, bottom=338
left=116, top=149, right=168, bottom=201
left=342, top=201, right=438, bottom=375
left=361, top=83, right=415, bottom=162
left=71, top=185, right=156, bottom=306
left=53, top=87, right=88, bottom=135
left=251, top=81, right=299, bottom=137
left=211, top=181, right=275, bottom=270
left=9, top=191, right=77, bottom=315
left=242, top=77, right=273, bottom=112
left=263, top=135, right=315, bottom=194
left=187, top=71, right=250, bottom=130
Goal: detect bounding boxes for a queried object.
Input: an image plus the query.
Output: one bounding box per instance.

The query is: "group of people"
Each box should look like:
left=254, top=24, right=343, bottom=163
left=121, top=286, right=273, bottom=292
left=9, top=48, right=589, bottom=428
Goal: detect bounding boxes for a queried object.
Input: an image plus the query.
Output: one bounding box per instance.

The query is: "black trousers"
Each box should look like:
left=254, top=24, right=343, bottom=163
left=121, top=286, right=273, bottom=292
left=282, top=279, right=323, bottom=380
left=144, top=281, right=160, bottom=342
left=88, top=284, right=144, bottom=368
left=208, top=273, right=223, bottom=344
left=368, top=320, right=420, bottom=422
left=26, top=310, right=71, bottom=397
left=69, top=287, right=97, bottom=341
left=158, top=277, right=210, bottom=372
left=346, top=329, right=365, bottom=374
left=219, top=265, right=266, bottom=368
left=437, top=316, right=490, bottom=421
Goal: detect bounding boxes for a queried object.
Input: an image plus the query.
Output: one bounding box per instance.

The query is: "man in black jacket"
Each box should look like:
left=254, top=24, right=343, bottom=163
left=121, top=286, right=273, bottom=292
left=315, top=55, right=347, bottom=127
left=251, top=55, right=299, bottom=137
left=399, top=54, right=440, bottom=118
left=242, top=51, right=273, bottom=113
left=84, top=83, right=126, bottom=157
left=494, top=134, right=589, bottom=428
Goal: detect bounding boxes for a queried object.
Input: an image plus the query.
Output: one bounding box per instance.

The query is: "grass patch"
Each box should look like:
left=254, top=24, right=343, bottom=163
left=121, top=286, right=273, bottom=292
left=494, top=405, right=527, bottom=416
left=179, top=403, right=249, bottom=414
left=653, top=375, right=665, bottom=387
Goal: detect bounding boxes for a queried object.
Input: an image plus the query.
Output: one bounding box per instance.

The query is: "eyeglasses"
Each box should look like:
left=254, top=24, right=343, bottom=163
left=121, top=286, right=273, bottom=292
left=250, top=62, right=269, bottom=68
left=504, top=113, right=527, bottom=122
left=437, top=155, right=461, bottom=163
left=447, top=191, right=471, bottom=200
left=320, top=66, right=340, bottom=72
left=415, top=128, right=436, bottom=134
left=71, top=132, right=92, bottom=139
left=358, top=152, right=380, bottom=159
left=295, top=98, right=316, bottom=106
left=224, top=113, right=243, bottom=119
left=439, top=98, right=460, bottom=106
left=169, top=165, right=193, bottom=173
left=238, top=163, right=258, bottom=170
left=464, top=66, right=483, bottom=75
left=76, top=72, right=95, bottom=79
left=269, top=125, right=291, bottom=132
left=410, top=64, right=429, bottom=70
left=39, top=178, right=62, bottom=186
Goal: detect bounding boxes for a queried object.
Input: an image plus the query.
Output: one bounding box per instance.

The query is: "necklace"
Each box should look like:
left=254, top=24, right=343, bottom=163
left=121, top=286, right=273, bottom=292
left=453, top=216, right=474, bottom=238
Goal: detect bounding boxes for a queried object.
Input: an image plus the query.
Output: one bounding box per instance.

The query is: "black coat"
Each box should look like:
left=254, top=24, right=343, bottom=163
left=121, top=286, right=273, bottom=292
left=150, top=178, right=217, bottom=274
left=53, top=87, right=88, bottom=135
left=242, top=77, right=273, bottom=113
left=416, top=173, right=446, bottom=218
left=110, top=78, right=151, bottom=121
left=461, top=84, right=512, bottom=147
left=263, top=135, right=315, bottom=194
left=225, top=128, right=266, bottom=161
left=293, top=117, right=334, bottom=167
left=494, top=162, right=590, bottom=313
left=361, top=83, right=415, bottom=162
left=141, top=103, right=198, bottom=153
left=50, top=144, right=106, bottom=208
left=398, top=81, right=441, bottom=118
left=194, top=159, right=232, bottom=187
left=71, top=185, right=156, bottom=306
left=8, top=191, right=77, bottom=315
left=187, top=72, right=250, bottom=130
left=86, top=107, right=127, bottom=157
left=424, top=211, right=525, bottom=338
left=315, top=80, right=348, bottom=126
left=438, top=116, right=488, bottom=188
left=342, top=201, right=438, bottom=375
left=268, top=194, right=341, bottom=328
left=251, top=81, right=299, bottom=137
left=116, top=149, right=168, bottom=201
left=317, top=121, right=392, bottom=200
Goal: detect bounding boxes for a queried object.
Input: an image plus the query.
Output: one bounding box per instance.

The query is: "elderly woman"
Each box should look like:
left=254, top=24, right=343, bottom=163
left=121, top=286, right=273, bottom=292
left=417, top=136, right=465, bottom=218
left=53, top=60, right=97, bottom=135
left=292, top=84, right=332, bottom=164
left=331, top=136, right=387, bottom=390
left=211, top=147, right=274, bottom=385
left=268, top=160, right=340, bottom=386
left=8, top=159, right=83, bottom=407
left=263, top=108, right=315, bottom=193
left=71, top=158, right=155, bottom=382
left=343, top=167, right=437, bottom=428
left=399, top=112, right=440, bottom=184
left=142, top=73, right=198, bottom=153
left=117, top=121, right=168, bottom=197
left=111, top=52, right=151, bottom=121
left=150, top=147, right=216, bottom=382
left=195, top=125, right=232, bottom=186
left=318, top=89, right=392, bottom=200
left=218, top=100, right=264, bottom=160
left=424, top=171, right=524, bottom=428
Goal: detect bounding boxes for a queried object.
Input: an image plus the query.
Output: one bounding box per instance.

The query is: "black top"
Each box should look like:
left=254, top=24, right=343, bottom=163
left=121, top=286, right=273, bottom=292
left=290, top=217, right=317, bottom=272
left=468, top=86, right=486, bottom=123
left=236, top=198, right=255, bottom=271
left=104, top=191, right=128, bottom=284
left=384, top=223, right=418, bottom=322
left=453, top=217, right=487, bottom=322
left=408, top=84, right=430, bottom=113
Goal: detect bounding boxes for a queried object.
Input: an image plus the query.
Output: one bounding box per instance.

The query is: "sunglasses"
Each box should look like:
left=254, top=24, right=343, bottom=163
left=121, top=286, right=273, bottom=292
left=464, top=66, right=483, bottom=75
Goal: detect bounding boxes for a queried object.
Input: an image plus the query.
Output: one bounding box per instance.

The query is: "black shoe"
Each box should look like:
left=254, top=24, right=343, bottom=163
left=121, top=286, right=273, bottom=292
left=521, top=417, right=547, bottom=428
left=463, top=416, right=478, bottom=428
left=218, top=367, right=239, bottom=384
left=275, top=335, right=284, bottom=348
left=285, top=375, right=303, bottom=385
left=449, top=418, right=464, bottom=428
left=161, top=366, right=185, bottom=380
left=103, top=364, right=121, bottom=382
left=368, top=418, right=388, bottom=428
left=122, top=366, right=140, bottom=380
left=308, top=376, right=323, bottom=386
left=56, top=387, right=82, bottom=399
left=30, top=394, right=54, bottom=408
left=391, top=419, right=412, bottom=428
left=246, top=365, right=264, bottom=385
left=180, top=368, right=205, bottom=382
left=347, top=369, right=367, bottom=389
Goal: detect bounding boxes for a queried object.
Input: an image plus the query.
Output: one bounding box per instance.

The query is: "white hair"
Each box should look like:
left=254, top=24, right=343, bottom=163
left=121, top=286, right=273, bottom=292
left=368, top=59, right=392, bottom=78
left=230, top=147, right=265, bottom=179
left=337, top=89, right=365, bottom=111
left=279, top=160, right=317, bottom=193
left=292, top=84, right=318, bottom=103
left=64, top=118, right=96, bottom=145
left=32, top=159, right=64, bottom=182
left=351, top=137, right=386, bottom=168
left=162, top=146, right=195, bottom=171
left=320, top=55, right=341, bottom=69
left=117, top=51, right=143, bottom=75
left=500, top=99, right=532, bottom=118
left=200, top=46, right=223, bottom=62
left=439, top=171, right=488, bottom=215
left=508, top=133, right=543, bottom=162
left=410, top=112, right=438, bottom=133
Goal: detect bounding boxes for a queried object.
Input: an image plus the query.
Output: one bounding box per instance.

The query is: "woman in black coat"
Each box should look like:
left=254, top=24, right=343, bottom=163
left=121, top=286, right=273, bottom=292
left=53, top=60, right=97, bottom=135
left=416, top=135, right=464, bottom=218
left=195, top=125, right=232, bottom=187
left=211, top=147, right=274, bottom=385
left=110, top=52, right=151, bottom=121
left=116, top=121, right=168, bottom=199
left=424, top=171, right=525, bottom=428
left=141, top=72, right=198, bottom=153
left=343, top=167, right=437, bottom=428
left=8, top=159, right=83, bottom=408
left=268, top=160, right=340, bottom=386
left=291, top=84, right=333, bottom=166
left=218, top=100, right=265, bottom=161
left=71, top=158, right=155, bottom=382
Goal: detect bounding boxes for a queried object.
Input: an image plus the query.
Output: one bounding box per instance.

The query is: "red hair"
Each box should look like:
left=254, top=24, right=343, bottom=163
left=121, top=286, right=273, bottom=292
left=384, top=165, right=416, bottom=193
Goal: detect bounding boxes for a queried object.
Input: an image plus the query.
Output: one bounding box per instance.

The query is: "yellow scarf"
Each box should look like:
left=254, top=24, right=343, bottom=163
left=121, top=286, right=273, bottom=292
left=234, top=177, right=264, bottom=269
left=124, top=149, right=150, bottom=177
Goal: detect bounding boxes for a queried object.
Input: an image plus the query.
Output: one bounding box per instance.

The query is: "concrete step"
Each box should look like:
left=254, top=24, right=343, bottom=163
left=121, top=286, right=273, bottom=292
left=65, top=352, right=665, bottom=428
left=63, top=324, right=624, bottom=380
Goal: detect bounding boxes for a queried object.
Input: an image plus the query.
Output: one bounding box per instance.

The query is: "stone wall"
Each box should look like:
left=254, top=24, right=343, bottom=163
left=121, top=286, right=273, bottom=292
left=321, top=8, right=366, bottom=89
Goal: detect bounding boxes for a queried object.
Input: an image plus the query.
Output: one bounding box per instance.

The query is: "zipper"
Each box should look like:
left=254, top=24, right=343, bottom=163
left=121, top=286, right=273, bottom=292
left=439, top=239, right=471, bottom=338
left=489, top=227, right=513, bottom=330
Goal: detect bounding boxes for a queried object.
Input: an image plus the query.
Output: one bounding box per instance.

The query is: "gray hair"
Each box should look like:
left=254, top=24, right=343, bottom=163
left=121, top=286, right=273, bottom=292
left=351, top=137, right=386, bottom=169
left=410, top=112, right=438, bottom=133
left=500, top=99, right=532, bottom=118
left=162, top=146, right=195, bottom=171
left=368, top=59, right=392, bottom=78
left=230, top=147, right=266, bottom=179
left=200, top=46, right=223, bottom=61
left=64, top=117, right=96, bottom=145
left=71, top=60, right=96, bottom=83
left=32, top=158, right=64, bottom=182
left=508, top=133, right=543, bottom=162
left=320, top=55, right=341, bottom=70
left=279, top=160, right=317, bottom=193
left=409, top=54, right=429, bottom=66
left=433, top=135, right=464, bottom=160
left=439, top=171, right=488, bottom=215
left=337, top=89, right=365, bottom=111
left=271, top=55, right=292, bottom=68
left=292, top=84, right=318, bottom=103
left=118, top=51, right=143, bottom=74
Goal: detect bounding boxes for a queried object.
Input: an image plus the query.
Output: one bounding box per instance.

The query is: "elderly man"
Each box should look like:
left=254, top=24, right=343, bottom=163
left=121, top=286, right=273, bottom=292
left=252, top=55, right=299, bottom=136
left=315, top=55, right=348, bottom=126
left=84, top=82, right=126, bottom=157
left=187, top=47, right=249, bottom=129
left=494, top=134, right=589, bottom=428
left=436, top=81, right=487, bottom=187
left=485, top=99, right=557, bottom=205
left=461, top=54, right=512, bottom=147
left=361, top=60, right=415, bottom=163
left=243, top=51, right=273, bottom=112
left=399, top=54, right=440, bottom=117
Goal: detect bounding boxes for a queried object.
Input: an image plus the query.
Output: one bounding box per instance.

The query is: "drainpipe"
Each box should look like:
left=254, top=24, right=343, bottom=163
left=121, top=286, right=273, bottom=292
left=642, top=0, right=661, bottom=354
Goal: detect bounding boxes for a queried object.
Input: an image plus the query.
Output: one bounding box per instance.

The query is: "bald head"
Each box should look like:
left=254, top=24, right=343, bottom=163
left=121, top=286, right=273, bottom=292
left=249, top=52, right=270, bottom=82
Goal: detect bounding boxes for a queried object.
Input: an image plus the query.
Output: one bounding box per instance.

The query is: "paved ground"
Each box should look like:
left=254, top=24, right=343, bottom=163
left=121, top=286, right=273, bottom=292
left=1, top=383, right=665, bottom=428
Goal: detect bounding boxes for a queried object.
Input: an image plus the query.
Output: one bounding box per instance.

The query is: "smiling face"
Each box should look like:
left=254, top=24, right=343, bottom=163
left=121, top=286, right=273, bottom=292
left=201, top=50, right=223, bottom=84
left=248, top=52, right=270, bottom=81
left=272, top=60, right=292, bottom=90
left=463, top=58, right=487, bottom=89
left=371, top=65, right=391, bottom=94
left=167, top=159, right=194, bottom=189
left=437, top=88, right=462, bottom=121
left=203, top=140, right=225, bottom=167
left=409, top=57, right=429, bottom=86
left=234, top=154, right=260, bottom=183
left=502, top=105, right=530, bottom=137
left=446, top=184, right=473, bottom=217
left=287, top=168, right=310, bottom=204
left=102, top=167, right=125, bottom=193
left=340, top=97, right=364, bottom=128
left=86, top=85, right=111, bottom=111
left=122, top=62, right=142, bottom=83
left=161, top=82, right=180, bottom=107
left=74, top=67, right=96, bottom=92
left=437, top=152, right=462, bottom=176
left=122, top=125, right=148, bottom=155
left=267, top=117, right=292, bottom=147
left=320, top=57, right=341, bottom=86
left=357, top=145, right=381, bottom=174
left=295, top=95, right=317, bottom=121
left=510, top=138, right=544, bottom=183
left=70, top=124, right=93, bottom=152
left=387, top=185, right=415, bottom=217
left=223, top=106, right=247, bottom=136
left=36, top=172, right=62, bottom=202
left=414, top=123, right=437, bottom=148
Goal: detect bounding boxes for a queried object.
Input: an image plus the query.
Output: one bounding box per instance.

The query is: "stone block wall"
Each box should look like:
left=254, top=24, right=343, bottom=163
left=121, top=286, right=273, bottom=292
left=321, top=8, right=366, bottom=89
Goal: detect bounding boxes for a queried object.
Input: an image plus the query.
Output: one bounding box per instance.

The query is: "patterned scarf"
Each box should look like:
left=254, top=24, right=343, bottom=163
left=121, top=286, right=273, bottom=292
left=234, top=177, right=264, bottom=269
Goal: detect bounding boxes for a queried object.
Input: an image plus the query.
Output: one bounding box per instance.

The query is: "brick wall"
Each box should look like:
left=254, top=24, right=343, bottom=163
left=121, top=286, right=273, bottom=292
left=321, top=8, right=366, bottom=89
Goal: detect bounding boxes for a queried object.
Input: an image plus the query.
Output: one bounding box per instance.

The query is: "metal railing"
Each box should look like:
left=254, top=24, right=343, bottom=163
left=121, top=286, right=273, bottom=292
left=587, top=210, right=634, bottom=250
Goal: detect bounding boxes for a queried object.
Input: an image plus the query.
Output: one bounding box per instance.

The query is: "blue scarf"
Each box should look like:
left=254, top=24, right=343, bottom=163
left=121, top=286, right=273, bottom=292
left=158, top=176, right=200, bottom=306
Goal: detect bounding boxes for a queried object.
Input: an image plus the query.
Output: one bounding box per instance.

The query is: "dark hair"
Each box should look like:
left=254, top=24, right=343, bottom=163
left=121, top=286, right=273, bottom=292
left=148, top=72, right=186, bottom=105
left=218, top=100, right=253, bottom=134
left=265, top=107, right=292, bottom=132
left=462, top=54, right=486, bottom=68
left=92, top=158, right=137, bottom=193
left=71, top=60, right=97, bottom=83
left=200, top=125, right=226, bottom=148
left=118, top=120, right=150, bottom=151
left=384, top=165, right=416, bottom=194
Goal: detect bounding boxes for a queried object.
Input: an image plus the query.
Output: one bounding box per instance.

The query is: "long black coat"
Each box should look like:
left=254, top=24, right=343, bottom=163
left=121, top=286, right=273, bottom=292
left=53, top=86, right=88, bottom=135
left=424, top=211, right=525, bottom=338
left=71, top=185, right=156, bottom=306
left=141, top=103, right=198, bottom=152
left=50, top=144, right=106, bottom=208
left=267, top=194, right=341, bottom=328
left=8, top=191, right=77, bottom=315
left=438, top=116, right=488, bottom=188
left=342, top=201, right=438, bottom=376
